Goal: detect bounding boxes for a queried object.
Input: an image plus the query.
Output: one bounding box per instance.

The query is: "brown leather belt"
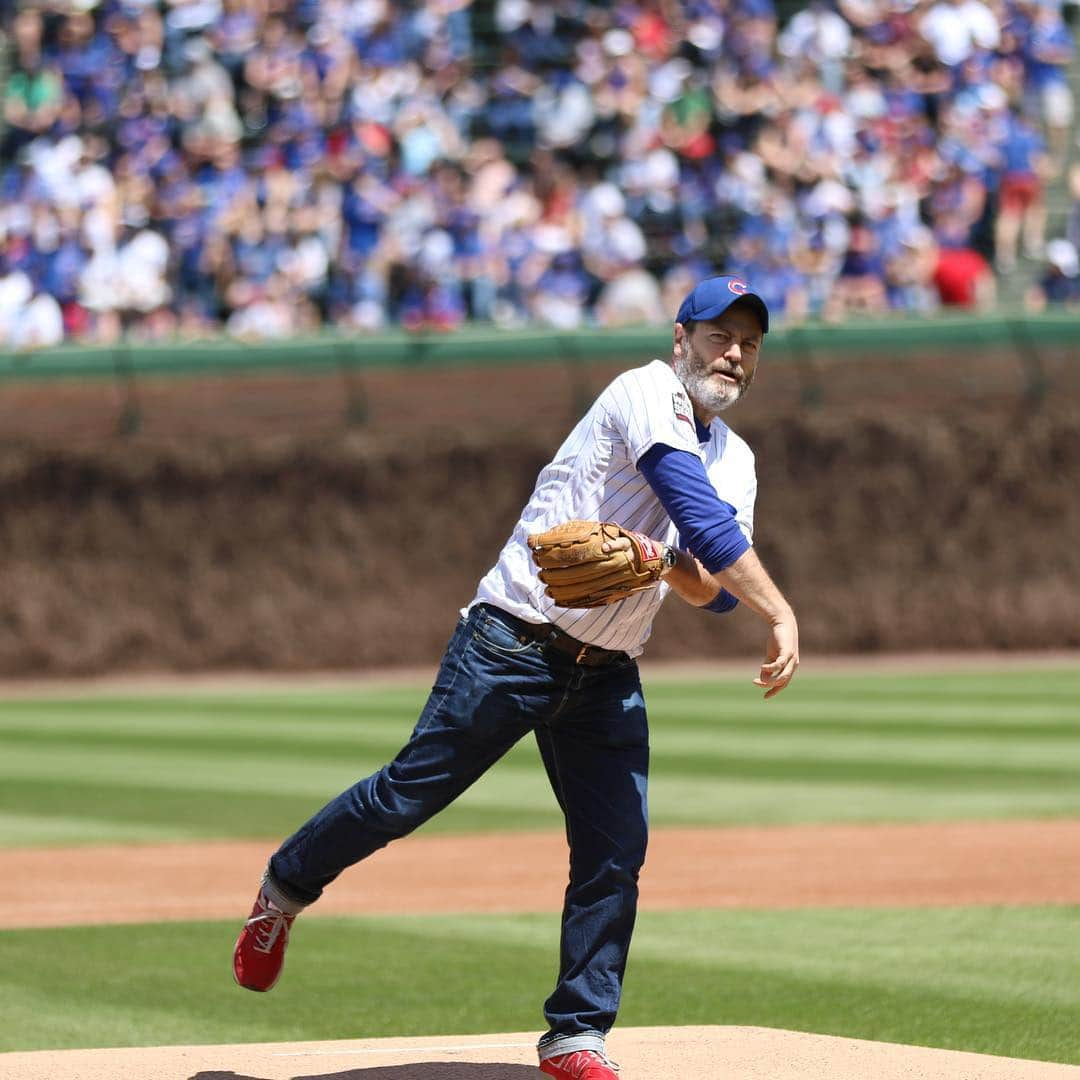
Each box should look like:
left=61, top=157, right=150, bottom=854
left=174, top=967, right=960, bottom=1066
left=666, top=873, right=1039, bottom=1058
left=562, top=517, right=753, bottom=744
left=491, top=607, right=629, bottom=667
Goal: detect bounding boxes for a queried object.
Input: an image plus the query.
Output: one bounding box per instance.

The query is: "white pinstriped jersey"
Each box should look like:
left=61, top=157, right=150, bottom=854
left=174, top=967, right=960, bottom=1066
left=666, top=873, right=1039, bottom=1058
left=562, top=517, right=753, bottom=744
left=468, top=359, right=758, bottom=656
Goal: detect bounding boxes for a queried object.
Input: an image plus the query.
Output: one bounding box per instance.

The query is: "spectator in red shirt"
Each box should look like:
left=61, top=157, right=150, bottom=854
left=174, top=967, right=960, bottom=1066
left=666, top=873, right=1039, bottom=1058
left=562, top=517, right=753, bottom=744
left=933, top=244, right=997, bottom=308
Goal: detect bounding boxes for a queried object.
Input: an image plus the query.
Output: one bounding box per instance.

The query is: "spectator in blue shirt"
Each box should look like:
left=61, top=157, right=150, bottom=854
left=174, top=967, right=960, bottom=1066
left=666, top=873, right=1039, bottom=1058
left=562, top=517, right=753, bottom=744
left=1019, top=0, right=1074, bottom=164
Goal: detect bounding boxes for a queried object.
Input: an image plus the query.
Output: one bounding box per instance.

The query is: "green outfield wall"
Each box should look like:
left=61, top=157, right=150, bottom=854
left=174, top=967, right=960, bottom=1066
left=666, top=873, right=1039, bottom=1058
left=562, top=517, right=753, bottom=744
left=0, top=312, right=1077, bottom=443
left=1, top=312, right=1077, bottom=381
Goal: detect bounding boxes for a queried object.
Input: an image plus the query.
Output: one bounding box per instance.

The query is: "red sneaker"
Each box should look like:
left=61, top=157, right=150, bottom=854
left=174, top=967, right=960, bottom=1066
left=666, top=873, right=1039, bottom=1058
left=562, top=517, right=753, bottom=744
left=232, top=891, right=297, bottom=992
left=539, top=1050, right=619, bottom=1080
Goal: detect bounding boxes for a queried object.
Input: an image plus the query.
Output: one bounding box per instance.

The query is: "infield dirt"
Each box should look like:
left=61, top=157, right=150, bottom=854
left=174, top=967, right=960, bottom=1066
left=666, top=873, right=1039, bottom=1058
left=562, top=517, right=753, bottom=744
left=6, top=796, right=1080, bottom=1077
left=7, top=818, right=1080, bottom=929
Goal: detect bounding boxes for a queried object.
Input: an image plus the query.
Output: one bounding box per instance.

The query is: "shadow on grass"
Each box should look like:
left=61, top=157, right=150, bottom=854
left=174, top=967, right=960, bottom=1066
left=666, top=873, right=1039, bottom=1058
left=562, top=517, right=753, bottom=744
left=190, top=1064, right=538, bottom=1079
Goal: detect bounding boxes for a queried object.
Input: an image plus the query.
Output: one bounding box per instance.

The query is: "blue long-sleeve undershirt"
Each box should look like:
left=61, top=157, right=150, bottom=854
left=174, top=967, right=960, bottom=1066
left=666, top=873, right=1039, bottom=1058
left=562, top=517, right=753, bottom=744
left=637, top=441, right=749, bottom=614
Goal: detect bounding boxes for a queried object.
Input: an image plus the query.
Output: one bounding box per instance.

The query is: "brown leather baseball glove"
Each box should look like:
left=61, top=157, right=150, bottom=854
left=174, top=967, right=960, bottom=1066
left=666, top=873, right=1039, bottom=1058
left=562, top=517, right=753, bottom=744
left=527, top=520, right=673, bottom=608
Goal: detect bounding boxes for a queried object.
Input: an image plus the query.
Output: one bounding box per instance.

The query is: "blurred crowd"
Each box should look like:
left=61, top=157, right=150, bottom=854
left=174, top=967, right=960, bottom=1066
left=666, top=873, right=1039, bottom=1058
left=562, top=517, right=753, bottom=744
left=1, top=0, right=1078, bottom=349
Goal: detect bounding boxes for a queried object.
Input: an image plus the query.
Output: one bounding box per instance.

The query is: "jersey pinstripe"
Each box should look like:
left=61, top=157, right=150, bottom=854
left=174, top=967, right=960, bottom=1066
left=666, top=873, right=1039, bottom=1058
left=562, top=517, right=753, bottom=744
left=468, top=359, right=758, bottom=656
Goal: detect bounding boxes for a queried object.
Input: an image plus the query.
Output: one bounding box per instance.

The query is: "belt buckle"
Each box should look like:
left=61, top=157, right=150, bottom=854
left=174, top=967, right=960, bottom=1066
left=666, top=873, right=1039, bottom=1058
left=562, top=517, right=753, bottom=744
left=575, top=644, right=590, bottom=665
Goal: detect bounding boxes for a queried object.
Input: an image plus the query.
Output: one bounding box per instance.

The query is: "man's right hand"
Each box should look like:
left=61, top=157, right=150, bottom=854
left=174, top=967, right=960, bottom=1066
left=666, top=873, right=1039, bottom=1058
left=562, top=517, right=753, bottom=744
left=753, top=614, right=799, bottom=699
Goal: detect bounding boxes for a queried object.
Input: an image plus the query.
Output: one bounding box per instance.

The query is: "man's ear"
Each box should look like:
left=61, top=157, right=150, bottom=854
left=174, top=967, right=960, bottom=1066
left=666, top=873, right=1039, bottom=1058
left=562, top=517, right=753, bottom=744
left=674, top=322, right=688, bottom=356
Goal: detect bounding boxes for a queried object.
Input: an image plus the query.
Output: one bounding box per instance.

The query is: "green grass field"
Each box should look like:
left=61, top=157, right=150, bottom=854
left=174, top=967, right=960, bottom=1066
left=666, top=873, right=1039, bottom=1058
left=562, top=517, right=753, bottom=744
left=3, top=669, right=1080, bottom=846
left=1, top=667, right=1079, bottom=1060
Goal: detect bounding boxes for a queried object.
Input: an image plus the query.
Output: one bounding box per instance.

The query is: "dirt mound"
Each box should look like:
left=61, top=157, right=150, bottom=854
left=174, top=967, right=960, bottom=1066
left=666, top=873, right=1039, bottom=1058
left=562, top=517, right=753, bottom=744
left=1, top=400, right=1078, bottom=675
left=4, top=1027, right=1079, bottom=1080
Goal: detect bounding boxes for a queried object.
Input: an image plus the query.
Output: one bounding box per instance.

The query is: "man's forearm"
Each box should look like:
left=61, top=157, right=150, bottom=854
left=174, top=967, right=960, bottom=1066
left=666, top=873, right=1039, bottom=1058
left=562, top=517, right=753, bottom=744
left=713, top=547, right=794, bottom=625
left=657, top=539, right=799, bottom=697
left=667, top=546, right=792, bottom=624
left=664, top=547, right=723, bottom=606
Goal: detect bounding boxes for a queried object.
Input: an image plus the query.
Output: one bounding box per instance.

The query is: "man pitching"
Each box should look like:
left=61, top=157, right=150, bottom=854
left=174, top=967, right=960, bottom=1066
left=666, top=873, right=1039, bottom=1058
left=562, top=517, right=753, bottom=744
left=233, top=275, right=799, bottom=1080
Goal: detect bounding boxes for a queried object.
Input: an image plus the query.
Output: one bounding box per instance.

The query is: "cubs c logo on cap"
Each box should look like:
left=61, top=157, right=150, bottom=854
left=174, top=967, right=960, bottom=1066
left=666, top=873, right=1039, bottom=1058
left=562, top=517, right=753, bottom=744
left=675, top=275, right=770, bottom=332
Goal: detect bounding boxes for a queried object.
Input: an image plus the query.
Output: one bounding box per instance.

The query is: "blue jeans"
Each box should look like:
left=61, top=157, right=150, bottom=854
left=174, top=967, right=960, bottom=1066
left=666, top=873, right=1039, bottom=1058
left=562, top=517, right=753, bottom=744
left=269, top=602, right=650, bottom=1046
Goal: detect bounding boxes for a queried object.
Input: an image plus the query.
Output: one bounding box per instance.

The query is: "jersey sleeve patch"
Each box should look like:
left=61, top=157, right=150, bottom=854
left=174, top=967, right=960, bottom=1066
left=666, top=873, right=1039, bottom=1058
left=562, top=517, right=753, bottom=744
left=672, top=390, right=695, bottom=431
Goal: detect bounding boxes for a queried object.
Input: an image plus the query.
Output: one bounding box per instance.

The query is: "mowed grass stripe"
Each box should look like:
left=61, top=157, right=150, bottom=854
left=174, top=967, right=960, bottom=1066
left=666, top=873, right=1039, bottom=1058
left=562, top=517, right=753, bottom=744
left=662, top=703, right=1080, bottom=730
left=644, top=776, right=1080, bottom=826
left=5, top=774, right=1076, bottom=846
left=0, top=693, right=425, bottom=730
left=651, top=726, right=1080, bottom=762
left=0, top=906, right=1078, bottom=1061
left=4, top=732, right=1079, bottom=789
left=1, top=668, right=1079, bottom=846
left=7, top=707, right=1080, bottom=743
left=654, top=671, right=1080, bottom=702
left=648, top=752, right=1075, bottom=788
left=4, top=669, right=1078, bottom=727
left=0, top=811, right=191, bottom=845
left=0, top=775, right=562, bottom=843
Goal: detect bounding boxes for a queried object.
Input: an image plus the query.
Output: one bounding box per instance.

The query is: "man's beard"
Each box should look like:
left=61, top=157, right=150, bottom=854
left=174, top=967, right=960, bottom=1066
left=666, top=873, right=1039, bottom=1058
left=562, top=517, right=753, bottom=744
left=674, top=342, right=753, bottom=415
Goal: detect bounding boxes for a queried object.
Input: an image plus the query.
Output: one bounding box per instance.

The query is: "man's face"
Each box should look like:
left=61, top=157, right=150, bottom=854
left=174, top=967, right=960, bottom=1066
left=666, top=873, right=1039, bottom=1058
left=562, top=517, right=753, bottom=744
left=672, top=303, right=764, bottom=420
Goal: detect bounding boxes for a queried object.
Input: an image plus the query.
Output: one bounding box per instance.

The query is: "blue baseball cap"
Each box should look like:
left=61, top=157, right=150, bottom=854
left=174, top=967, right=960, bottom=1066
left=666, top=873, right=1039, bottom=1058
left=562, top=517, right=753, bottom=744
left=675, top=275, right=770, bottom=333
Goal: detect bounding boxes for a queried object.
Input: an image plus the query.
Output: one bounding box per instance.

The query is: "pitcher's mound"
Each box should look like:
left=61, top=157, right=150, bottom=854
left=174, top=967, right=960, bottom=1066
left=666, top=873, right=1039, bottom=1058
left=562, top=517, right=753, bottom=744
left=3, top=1027, right=1079, bottom=1080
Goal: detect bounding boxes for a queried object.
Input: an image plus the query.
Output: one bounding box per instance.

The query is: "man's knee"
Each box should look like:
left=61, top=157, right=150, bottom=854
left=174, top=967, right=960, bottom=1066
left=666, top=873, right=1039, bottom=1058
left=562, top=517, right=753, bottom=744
left=354, top=770, right=432, bottom=837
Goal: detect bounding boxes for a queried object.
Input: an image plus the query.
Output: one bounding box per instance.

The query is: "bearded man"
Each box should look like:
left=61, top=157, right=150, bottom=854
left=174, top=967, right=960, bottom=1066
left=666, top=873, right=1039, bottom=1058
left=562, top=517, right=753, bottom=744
left=232, top=276, right=799, bottom=1080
